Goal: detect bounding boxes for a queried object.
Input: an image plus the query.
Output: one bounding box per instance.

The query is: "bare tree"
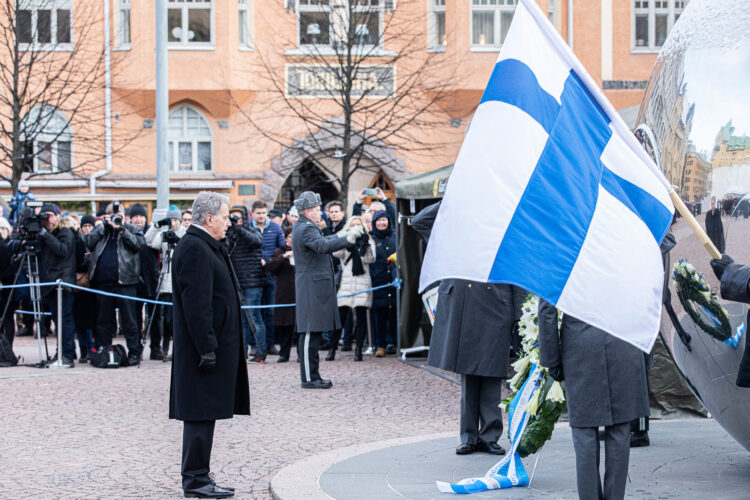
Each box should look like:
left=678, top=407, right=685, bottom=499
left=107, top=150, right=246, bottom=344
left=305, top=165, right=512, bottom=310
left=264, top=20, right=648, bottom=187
left=237, top=1, right=459, bottom=207
left=0, top=0, right=138, bottom=193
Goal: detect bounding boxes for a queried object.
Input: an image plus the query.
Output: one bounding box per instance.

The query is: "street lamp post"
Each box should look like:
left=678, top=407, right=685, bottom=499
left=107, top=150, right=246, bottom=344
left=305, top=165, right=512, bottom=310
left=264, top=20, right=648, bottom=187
left=154, top=0, right=170, bottom=220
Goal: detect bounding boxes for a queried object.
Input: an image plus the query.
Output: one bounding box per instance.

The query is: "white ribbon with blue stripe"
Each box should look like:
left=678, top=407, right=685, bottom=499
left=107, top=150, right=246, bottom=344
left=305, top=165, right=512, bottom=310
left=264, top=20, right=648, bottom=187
left=436, top=364, right=543, bottom=494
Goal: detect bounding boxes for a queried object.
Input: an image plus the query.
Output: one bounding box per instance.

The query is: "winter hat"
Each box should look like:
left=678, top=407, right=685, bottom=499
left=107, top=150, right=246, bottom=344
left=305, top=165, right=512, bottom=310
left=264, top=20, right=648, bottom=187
left=129, top=203, right=148, bottom=219
left=0, top=217, right=11, bottom=232
left=166, top=205, right=182, bottom=220
left=287, top=206, right=299, bottom=216
left=294, top=191, right=321, bottom=212
left=40, top=203, right=58, bottom=214
left=268, top=208, right=283, bottom=218
left=81, top=215, right=96, bottom=227
left=18, top=180, right=29, bottom=190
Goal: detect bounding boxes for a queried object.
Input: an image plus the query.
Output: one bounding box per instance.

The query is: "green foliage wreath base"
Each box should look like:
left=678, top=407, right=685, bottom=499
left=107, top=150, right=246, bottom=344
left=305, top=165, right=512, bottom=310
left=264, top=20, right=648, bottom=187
left=673, top=261, right=731, bottom=342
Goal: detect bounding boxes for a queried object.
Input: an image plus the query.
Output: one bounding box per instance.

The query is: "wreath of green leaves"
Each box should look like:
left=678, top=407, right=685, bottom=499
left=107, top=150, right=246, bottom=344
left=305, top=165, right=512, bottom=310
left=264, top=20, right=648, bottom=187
left=672, top=259, right=732, bottom=342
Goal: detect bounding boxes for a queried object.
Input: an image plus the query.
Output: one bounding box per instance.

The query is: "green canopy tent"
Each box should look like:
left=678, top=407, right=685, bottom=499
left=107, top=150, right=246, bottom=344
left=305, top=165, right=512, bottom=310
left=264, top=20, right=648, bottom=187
left=394, top=164, right=453, bottom=352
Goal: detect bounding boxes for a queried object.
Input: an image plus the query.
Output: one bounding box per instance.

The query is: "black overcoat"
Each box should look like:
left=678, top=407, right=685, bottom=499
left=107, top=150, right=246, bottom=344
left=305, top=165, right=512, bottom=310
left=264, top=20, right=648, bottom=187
left=538, top=300, right=649, bottom=427
left=169, top=225, right=250, bottom=421
left=292, top=215, right=348, bottom=333
left=267, top=245, right=295, bottom=327
left=411, top=202, right=514, bottom=378
left=719, top=262, right=750, bottom=387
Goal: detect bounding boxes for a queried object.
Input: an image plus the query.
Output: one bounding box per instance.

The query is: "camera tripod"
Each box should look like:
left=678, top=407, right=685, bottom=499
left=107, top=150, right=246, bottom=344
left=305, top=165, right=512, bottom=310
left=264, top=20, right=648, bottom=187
left=141, top=242, right=175, bottom=366
left=0, top=248, right=50, bottom=368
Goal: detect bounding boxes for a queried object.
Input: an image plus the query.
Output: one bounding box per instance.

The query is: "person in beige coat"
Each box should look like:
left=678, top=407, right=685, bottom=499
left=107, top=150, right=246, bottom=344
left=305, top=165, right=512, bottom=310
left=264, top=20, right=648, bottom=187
left=332, top=216, right=376, bottom=361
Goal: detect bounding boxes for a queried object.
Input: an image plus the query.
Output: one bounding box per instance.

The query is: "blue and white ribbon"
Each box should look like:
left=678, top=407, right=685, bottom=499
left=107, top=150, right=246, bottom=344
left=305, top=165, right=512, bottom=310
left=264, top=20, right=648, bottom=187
left=725, top=322, right=745, bottom=349
left=436, top=364, right=543, bottom=494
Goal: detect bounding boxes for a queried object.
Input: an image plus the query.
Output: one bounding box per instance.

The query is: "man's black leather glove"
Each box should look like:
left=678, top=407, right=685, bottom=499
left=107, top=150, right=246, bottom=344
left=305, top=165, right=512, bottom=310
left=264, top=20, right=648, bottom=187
left=157, top=217, right=171, bottom=228
left=548, top=364, right=564, bottom=382
left=710, top=254, right=734, bottom=280
left=198, top=352, right=216, bottom=373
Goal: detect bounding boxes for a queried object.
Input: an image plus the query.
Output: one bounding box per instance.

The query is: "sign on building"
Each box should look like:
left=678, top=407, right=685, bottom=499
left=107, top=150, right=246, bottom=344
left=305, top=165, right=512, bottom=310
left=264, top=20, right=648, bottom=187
left=286, top=64, right=395, bottom=98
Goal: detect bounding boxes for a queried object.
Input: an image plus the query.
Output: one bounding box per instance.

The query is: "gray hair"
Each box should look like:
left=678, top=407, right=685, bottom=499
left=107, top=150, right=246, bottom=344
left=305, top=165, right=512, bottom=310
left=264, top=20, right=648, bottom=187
left=192, top=191, right=230, bottom=225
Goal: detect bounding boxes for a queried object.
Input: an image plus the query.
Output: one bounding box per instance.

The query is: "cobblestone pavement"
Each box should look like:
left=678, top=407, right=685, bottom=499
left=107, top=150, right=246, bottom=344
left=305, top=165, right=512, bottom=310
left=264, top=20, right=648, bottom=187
left=2, top=337, right=461, bottom=499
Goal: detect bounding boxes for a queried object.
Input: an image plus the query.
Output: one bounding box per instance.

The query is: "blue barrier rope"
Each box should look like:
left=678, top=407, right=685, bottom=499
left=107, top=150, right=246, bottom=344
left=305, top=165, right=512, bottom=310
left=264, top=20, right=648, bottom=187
left=0, top=279, right=403, bottom=310
left=14, top=309, right=52, bottom=316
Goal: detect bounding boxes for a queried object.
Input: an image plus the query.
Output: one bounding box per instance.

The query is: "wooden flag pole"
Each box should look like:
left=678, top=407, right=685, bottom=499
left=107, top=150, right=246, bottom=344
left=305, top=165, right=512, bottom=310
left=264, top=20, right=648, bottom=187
left=668, top=188, right=722, bottom=260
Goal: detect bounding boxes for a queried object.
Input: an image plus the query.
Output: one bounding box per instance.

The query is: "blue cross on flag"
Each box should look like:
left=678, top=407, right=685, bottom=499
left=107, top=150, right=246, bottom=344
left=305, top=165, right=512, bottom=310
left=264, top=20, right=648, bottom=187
left=419, top=0, right=674, bottom=352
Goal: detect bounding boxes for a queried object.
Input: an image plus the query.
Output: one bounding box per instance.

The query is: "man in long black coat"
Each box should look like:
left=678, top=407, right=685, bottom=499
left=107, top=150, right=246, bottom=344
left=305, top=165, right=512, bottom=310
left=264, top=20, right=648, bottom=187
left=170, top=191, right=249, bottom=499
left=291, top=191, right=353, bottom=389
left=705, top=197, right=725, bottom=253
left=711, top=254, right=750, bottom=387
left=411, top=202, right=514, bottom=456
left=538, top=302, right=649, bottom=500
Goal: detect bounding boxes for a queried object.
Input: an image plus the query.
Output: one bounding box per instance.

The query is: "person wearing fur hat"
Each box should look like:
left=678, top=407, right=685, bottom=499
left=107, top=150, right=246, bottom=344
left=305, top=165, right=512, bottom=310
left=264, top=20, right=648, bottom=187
left=291, top=191, right=361, bottom=388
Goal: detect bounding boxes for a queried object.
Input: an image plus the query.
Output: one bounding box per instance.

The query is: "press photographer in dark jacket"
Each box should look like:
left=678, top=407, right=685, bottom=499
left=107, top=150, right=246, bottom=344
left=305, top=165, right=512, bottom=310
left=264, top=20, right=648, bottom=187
left=227, top=205, right=265, bottom=362
left=85, top=201, right=145, bottom=365
left=38, top=204, right=77, bottom=365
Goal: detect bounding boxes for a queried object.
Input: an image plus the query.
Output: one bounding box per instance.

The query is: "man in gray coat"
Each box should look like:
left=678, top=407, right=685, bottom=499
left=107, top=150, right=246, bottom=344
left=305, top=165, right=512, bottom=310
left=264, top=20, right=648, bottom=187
left=538, top=301, right=649, bottom=500
left=412, top=202, right=514, bottom=455
left=291, top=191, right=361, bottom=389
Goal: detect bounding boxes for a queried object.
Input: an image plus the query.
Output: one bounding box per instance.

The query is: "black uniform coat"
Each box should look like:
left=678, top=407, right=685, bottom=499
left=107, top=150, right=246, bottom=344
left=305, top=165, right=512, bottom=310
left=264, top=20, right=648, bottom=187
left=169, top=225, right=250, bottom=421
left=411, top=202, right=514, bottom=378
left=538, top=300, right=649, bottom=428
left=291, top=215, right=348, bottom=333
left=719, top=262, right=750, bottom=387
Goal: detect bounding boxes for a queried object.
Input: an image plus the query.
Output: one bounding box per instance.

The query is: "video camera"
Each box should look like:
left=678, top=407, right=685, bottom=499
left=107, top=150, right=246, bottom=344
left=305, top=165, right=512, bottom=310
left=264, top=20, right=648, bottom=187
left=16, top=201, right=49, bottom=239
left=162, top=230, right=181, bottom=246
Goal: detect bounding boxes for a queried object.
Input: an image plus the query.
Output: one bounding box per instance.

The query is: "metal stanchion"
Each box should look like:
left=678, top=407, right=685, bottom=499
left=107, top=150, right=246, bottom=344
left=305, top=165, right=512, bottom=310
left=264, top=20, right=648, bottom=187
left=48, top=280, right=70, bottom=369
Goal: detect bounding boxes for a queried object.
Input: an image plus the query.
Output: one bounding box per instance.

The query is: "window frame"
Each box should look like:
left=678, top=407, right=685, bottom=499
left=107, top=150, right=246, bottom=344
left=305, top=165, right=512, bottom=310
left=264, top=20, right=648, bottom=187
left=470, top=0, right=517, bottom=52
left=21, top=105, right=74, bottom=174
left=427, top=0, right=446, bottom=51
left=631, top=0, right=688, bottom=52
left=167, top=0, right=214, bottom=49
left=296, top=0, right=383, bottom=50
left=297, top=0, right=332, bottom=48
left=168, top=105, right=214, bottom=173
left=238, top=0, right=254, bottom=50
left=115, top=0, right=131, bottom=49
left=16, top=0, right=74, bottom=52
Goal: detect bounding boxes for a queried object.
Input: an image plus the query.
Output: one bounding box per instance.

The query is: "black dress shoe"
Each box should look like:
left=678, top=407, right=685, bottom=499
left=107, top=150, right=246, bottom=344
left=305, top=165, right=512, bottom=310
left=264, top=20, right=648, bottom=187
left=184, top=484, right=234, bottom=498
left=630, top=431, right=650, bottom=448
left=456, top=443, right=476, bottom=455
left=341, top=344, right=352, bottom=352
left=208, top=473, right=235, bottom=492
left=354, top=346, right=363, bottom=361
left=301, top=379, right=333, bottom=389
left=267, top=346, right=280, bottom=355
left=277, top=356, right=289, bottom=363
left=127, top=354, right=140, bottom=366
left=476, top=441, right=506, bottom=455
left=325, top=349, right=336, bottom=361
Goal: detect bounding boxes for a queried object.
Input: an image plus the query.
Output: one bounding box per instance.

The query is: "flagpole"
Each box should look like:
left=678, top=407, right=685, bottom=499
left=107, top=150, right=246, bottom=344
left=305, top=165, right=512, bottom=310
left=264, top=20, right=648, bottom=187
left=667, top=189, right=721, bottom=260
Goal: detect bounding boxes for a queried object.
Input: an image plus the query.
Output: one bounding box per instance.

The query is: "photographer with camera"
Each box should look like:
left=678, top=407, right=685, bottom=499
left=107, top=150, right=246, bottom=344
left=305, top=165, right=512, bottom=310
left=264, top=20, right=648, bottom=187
left=84, top=201, right=145, bottom=365
left=145, top=207, right=185, bottom=360
left=35, top=204, right=77, bottom=365
left=227, top=205, right=265, bottom=363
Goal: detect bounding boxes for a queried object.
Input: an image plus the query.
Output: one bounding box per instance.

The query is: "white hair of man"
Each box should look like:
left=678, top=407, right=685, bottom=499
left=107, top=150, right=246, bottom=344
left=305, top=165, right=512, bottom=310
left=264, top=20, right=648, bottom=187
left=191, top=191, right=230, bottom=226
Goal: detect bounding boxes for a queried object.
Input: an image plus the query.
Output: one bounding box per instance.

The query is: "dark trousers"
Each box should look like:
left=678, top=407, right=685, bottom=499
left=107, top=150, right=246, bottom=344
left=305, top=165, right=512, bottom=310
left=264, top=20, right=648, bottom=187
left=94, top=284, right=140, bottom=355
left=182, top=420, right=215, bottom=491
left=1, top=292, right=17, bottom=349
left=149, top=293, right=173, bottom=351
left=340, top=307, right=353, bottom=346
left=299, top=331, right=322, bottom=383
left=340, top=306, right=368, bottom=349
left=276, top=324, right=296, bottom=359
left=571, top=422, right=630, bottom=500
left=44, top=290, right=76, bottom=361
left=261, top=275, right=275, bottom=346
left=460, top=374, right=503, bottom=446
left=328, top=307, right=352, bottom=351
left=372, top=305, right=395, bottom=349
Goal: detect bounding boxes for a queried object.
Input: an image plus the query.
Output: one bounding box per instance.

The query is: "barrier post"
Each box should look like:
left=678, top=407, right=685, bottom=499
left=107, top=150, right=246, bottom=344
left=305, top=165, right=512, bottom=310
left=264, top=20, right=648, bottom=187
left=48, top=279, right=70, bottom=369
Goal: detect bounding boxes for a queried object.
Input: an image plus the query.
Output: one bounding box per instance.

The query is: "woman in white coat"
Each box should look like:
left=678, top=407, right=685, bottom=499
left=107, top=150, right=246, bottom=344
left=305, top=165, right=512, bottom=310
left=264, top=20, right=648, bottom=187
left=333, top=216, right=376, bottom=361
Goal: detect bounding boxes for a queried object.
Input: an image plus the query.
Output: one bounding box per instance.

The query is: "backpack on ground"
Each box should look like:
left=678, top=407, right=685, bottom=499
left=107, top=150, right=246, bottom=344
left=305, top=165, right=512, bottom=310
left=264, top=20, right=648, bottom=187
left=89, top=345, right=129, bottom=368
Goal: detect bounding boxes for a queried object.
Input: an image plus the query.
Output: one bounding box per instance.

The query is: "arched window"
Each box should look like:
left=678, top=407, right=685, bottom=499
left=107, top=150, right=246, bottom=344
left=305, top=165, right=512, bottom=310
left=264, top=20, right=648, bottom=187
left=21, top=105, right=72, bottom=173
left=168, top=105, right=213, bottom=172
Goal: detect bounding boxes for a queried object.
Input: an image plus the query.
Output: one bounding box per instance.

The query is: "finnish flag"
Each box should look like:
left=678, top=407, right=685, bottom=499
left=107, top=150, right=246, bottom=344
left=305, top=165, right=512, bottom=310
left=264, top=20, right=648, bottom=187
left=419, top=0, right=674, bottom=352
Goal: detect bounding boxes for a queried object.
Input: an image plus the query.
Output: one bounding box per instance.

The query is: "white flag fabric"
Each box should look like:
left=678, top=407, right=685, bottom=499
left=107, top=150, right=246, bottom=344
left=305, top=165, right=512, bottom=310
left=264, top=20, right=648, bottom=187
left=419, top=0, right=674, bottom=352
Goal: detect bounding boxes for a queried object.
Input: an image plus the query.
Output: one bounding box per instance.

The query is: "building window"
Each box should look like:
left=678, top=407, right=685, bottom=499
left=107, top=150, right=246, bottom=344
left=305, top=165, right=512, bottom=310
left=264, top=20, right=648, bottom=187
left=428, top=0, right=446, bottom=49
left=20, top=105, right=73, bottom=173
left=298, top=0, right=382, bottom=48
left=168, top=106, right=213, bottom=172
left=471, top=0, right=516, bottom=49
left=116, top=0, right=131, bottom=47
left=238, top=0, right=254, bottom=48
left=548, top=0, right=556, bottom=26
left=16, top=0, right=72, bottom=49
left=167, top=0, right=213, bottom=47
left=633, top=0, right=689, bottom=50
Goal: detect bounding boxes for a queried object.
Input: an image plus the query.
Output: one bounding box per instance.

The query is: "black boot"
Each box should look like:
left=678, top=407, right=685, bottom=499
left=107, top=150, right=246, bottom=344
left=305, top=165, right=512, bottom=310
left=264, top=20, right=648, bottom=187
left=354, top=346, right=363, bottom=361
left=325, top=348, right=336, bottom=361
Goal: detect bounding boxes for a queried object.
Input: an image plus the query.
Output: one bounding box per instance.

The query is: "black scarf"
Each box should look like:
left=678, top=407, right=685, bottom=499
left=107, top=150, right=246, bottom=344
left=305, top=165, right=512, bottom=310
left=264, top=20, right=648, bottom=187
left=346, top=234, right=370, bottom=276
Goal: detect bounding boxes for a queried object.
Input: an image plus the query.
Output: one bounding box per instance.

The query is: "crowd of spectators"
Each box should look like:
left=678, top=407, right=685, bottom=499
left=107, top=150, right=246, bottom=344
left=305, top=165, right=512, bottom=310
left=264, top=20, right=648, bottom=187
left=0, top=183, right=398, bottom=368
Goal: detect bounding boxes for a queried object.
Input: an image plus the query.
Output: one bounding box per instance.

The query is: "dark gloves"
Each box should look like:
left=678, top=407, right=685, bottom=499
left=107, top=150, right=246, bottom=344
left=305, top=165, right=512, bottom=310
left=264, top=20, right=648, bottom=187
left=198, top=352, right=216, bottom=373
left=711, top=254, right=734, bottom=280
left=548, top=364, right=564, bottom=382
left=156, top=217, right=171, bottom=228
